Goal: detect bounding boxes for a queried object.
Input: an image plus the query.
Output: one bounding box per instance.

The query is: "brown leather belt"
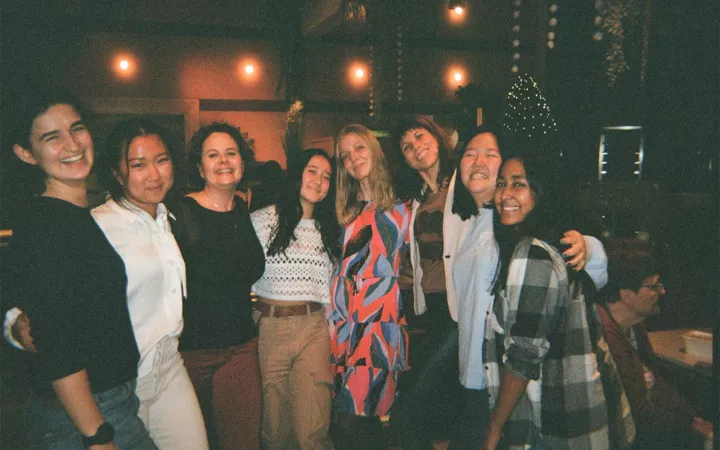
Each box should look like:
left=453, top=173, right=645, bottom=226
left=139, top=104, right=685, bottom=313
left=255, top=301, right=323, bottom=318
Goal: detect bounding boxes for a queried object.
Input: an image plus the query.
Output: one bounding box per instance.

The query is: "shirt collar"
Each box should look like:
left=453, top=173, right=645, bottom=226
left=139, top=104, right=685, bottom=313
left=113, top=198, right=169, bottom=226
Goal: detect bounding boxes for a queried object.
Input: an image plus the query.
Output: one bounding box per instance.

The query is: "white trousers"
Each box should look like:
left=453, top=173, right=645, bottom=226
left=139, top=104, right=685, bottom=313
left=135, top=335, right=209, bottom=450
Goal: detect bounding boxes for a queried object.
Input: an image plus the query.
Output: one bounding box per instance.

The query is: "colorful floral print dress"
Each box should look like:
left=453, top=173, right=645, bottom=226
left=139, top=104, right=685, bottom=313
left=330, top=201, right=411, bottom=417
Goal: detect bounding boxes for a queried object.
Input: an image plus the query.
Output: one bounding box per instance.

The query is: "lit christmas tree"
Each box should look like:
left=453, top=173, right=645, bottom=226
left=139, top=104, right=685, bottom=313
left=502, top=74, right=557, bottom=140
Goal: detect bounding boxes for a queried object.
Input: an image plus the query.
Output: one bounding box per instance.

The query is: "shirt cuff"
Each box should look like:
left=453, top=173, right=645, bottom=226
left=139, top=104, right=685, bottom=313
left=583, top=236, right=608, bottom=290
left=3, top=307, right=26, bottom=350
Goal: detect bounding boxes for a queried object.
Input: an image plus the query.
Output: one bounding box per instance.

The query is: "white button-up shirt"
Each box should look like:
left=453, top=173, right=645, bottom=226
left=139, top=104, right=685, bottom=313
left=92, top=199, right=185, bottom=378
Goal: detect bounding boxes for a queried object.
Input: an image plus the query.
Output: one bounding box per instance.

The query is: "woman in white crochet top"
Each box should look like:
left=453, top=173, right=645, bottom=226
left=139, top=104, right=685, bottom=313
left=250, top=148, right=340, bottom=450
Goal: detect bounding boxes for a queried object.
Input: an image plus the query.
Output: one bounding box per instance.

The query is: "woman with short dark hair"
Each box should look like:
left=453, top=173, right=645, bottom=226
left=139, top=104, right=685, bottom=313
left=173, top=122, right=266, bottom=450
left=5, top=86, right=156, bottom=449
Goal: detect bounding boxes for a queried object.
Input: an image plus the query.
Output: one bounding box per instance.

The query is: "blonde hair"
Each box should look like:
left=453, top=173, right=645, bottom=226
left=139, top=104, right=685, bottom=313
left=335, top=124, right=397, bottom=225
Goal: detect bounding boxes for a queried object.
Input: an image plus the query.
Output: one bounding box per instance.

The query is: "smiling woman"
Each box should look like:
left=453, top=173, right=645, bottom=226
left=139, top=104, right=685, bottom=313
left=173, top=122, right=266, bottom=450
left=4, top=87, right=157, bottom=450
left=330, top=124, right=411, bottom=449
left=250, top=148, right=339, bottom=450
left=94, top=118, right=209, bottom=449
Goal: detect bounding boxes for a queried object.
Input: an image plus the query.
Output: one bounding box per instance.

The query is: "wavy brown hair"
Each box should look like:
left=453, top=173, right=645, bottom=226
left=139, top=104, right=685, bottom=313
left=334, top=124, right=396, bottom=225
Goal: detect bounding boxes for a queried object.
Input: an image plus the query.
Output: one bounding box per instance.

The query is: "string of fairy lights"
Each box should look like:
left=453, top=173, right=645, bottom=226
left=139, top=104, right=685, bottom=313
left=547, top=3, right=558, bottom=49
left=511, top=0, right=521, bottom=73
left=396, top=24, right=403, bottom=102
left=502, top=75, right=557, bottom=138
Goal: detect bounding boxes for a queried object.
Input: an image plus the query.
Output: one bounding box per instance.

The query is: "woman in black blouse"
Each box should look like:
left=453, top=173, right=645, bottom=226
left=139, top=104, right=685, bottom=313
left=5, top=85, right=155, bottom=449
left=172, top=122, right=265, bottom=450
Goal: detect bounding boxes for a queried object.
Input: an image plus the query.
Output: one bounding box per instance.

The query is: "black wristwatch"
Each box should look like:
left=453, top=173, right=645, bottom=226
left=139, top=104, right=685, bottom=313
left=82, top=422, right=115, bottom=447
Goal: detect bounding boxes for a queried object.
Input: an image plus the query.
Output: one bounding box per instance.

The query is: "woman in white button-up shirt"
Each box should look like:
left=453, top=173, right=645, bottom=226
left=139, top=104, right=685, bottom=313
left=93, top=119, right=209, bottom=450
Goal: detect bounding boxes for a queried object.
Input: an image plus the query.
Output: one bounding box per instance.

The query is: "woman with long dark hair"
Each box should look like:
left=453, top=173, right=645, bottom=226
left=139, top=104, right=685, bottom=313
left=94, top=119, right=209, bottom=449
left=173, top=122, right=266, bottom=450
left=481, top=156, right=609, bottom=449
left=4, top=86, right=156, bottom=449
left=250, top=148, right=339, bottom=450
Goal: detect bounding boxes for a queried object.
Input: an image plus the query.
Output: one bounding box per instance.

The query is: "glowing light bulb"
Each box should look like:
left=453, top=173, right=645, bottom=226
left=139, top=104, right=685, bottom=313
left=454, top=6, right=464, bottom=15
left=119, top=60, right=129, bottom=71
left=355, top=68, right=365, bottom=78
left=245, top=64, right=255, bottom=75
left=454, top=72, right=463, bottom=82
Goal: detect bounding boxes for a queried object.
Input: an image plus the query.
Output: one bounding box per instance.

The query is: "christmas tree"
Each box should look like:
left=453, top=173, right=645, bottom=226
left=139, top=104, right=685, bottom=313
left=501, top=74, right=557, bottom=140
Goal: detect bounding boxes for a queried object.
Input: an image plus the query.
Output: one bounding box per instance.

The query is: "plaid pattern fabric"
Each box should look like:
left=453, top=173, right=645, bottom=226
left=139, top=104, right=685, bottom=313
left=484, top=238, right=609, bottom=449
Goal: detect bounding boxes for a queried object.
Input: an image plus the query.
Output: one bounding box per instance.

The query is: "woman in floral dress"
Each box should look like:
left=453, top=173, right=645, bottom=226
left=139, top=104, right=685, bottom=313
left=330, top=124, right=410, bottom=449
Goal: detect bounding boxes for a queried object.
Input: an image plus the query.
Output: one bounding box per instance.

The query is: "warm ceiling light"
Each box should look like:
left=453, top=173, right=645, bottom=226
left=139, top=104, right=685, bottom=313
left=449, top=0, right=466, bottom=11
left=238, top=58, right=260, bottom=82
left=447, top=66, right=467, bottom=89
left=453, top=6, right=464, bottom=15
left=113, top=54, right=136, bottom=80
left=348, top=62, right=369, bottom=88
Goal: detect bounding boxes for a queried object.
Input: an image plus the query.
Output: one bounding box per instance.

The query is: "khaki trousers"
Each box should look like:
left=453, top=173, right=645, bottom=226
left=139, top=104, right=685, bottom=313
left=258, top=309, right=334, bottom=450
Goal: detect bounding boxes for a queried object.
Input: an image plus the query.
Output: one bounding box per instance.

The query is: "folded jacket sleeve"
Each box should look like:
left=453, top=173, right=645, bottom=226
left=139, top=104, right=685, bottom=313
left=503, top=239, right=567, bottom=381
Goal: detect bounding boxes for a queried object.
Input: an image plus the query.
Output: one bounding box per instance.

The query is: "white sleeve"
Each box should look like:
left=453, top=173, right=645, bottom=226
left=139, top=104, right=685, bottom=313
left=583, top=236, right=608, bottom=290
left=3, top=307, right=26, bottom=350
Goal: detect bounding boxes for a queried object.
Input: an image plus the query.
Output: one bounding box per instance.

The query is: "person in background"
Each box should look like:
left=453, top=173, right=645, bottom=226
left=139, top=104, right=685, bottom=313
left=393, top=120, right=599, bottom=450
left=3, top=86, right=156, bottom=449
left=251, top=148, right=339, bottom=450
left=480, top=155, right=609, bottom=449
left=330, top=124, right=410, bottom=450
left=597, top=240, right=714, bottom=449
left=174, top=122, right=265, bottom=450
left=93, top=119, right=209, bottom=449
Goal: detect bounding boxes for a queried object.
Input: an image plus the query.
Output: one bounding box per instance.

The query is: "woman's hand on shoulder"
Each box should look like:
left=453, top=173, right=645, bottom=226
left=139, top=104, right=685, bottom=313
left=560, top=230, right=586, bottom=271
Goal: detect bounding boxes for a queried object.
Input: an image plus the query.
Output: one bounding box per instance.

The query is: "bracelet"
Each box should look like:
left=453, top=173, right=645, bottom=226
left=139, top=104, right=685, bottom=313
left=82, top=422, right=115, bottom=447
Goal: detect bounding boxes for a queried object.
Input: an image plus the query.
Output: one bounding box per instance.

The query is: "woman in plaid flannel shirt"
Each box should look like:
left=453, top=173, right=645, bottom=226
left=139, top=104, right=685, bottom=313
left=481, top=156, right=609, bottom=450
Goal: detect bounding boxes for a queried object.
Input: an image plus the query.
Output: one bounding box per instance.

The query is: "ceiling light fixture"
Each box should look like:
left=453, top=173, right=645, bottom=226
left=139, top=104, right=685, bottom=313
left=449, top=0, right=466, bottom=14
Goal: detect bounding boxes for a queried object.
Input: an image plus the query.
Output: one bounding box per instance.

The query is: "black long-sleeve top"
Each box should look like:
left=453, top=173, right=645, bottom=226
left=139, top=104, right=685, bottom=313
left=172, top=197, right=266, bottom=351
left=4, top=197, right=139, bottom=397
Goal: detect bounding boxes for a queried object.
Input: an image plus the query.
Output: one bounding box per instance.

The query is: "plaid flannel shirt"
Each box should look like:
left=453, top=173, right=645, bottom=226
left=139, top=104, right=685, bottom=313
left=483, top=237, right=609, bottom=450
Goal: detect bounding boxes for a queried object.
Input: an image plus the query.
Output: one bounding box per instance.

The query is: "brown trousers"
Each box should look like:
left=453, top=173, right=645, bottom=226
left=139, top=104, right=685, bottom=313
left=182, top=339, right=262, bottom=450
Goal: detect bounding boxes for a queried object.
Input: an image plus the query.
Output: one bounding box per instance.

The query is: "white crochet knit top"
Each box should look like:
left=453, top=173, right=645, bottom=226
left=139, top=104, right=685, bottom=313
left=250, top=205, right=334, bottom=304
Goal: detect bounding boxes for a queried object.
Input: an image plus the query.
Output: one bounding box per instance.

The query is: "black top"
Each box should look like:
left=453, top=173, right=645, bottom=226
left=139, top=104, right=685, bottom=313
left=4, top=197, right=139, bottom=397
left=172, top=197, right=265, bottom=351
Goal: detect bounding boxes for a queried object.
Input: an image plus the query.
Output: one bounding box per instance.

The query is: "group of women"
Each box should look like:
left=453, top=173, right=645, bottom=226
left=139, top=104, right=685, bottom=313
left=6, top=82, right=611, bottom=450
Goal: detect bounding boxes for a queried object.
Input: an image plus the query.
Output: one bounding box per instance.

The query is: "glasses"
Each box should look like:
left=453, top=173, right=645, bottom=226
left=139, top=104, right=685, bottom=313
left=641, top=283, right=664, bottom=292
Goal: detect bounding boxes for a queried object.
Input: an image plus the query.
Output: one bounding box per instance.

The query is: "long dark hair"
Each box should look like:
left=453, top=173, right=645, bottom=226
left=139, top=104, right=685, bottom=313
left=267, top=148, right=340, bottom=262
left=451, top=125, right=507, bottom=220
left=393, top=116, right=455, bottom=202
left=98, top=119, right=177, bottom=204
left=491, top=156, right=570, bottom=294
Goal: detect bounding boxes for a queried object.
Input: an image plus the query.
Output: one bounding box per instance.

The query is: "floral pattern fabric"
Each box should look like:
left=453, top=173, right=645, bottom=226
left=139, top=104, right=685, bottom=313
left=330, top=201, right=410, bottom=417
